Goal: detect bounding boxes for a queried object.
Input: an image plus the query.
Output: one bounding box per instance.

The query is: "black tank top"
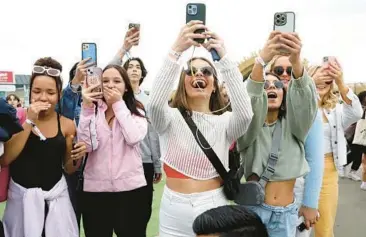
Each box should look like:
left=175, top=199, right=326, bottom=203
left=10, top=114, right=66, bottom=191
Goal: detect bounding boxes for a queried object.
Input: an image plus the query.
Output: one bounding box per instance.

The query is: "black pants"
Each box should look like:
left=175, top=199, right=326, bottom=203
left=0, top=221, right=4, bottom=237
left=346, top=144, right=366, bottom=171
left=64, top=170, right=82, bottom=229
left=142, top=163, right=155, bottom=223
left=82, top=186, right=149, bottom=237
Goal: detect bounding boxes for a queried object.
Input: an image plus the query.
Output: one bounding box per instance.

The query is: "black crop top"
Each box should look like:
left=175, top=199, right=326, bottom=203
left=10, top=114, right=66, bottom=191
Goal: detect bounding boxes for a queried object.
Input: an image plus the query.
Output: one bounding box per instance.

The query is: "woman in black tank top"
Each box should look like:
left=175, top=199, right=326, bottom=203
left=0, top=57, right=87, bottom=237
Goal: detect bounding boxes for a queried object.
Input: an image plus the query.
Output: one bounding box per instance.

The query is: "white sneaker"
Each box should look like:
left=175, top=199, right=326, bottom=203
left=348, top=171, right=361, bottom=181
left=360, top=182, right=366, bottom=191
left=338, top=167, right=345, bottom=178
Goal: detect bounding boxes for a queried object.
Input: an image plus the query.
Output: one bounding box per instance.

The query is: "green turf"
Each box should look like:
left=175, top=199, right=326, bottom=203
left=0, top=179, right=165, bottom=237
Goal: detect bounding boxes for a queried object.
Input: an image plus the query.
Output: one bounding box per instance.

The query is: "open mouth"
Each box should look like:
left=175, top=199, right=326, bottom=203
left=191, top=79, right=207, bottom=89
left=267, top=91, right=278, bottom=99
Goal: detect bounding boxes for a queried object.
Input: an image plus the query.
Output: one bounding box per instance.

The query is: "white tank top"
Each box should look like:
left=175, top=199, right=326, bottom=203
left=323, top=122, right=333, bottom=153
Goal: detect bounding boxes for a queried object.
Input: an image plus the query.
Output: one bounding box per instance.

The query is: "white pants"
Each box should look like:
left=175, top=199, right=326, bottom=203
left=294, top=177, right=312, bottom=237
left=159, top=186, right=228, bottom=237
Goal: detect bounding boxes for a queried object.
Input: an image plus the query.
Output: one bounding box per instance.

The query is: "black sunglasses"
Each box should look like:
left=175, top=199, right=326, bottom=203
left=273, top=66, right=292, bottom=76
left=264, top=80, right=284, bottom=89
left=185, top=66, right=214, bottom=77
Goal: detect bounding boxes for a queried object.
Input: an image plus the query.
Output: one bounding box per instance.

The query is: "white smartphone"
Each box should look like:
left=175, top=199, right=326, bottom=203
left=273, top=11, right=296, bottom=33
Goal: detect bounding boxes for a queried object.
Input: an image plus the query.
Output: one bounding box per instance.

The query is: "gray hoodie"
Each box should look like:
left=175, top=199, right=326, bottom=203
left=135, top=91, right=162, bottom=173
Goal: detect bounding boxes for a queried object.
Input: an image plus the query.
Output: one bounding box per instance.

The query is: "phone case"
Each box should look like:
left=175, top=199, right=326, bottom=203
left=323, top=56, right=336, bottom=67
left=82, top=43, right=97, bottom=65
left=186, top=3, right=206, bottom=44
left=86, top=67, right=103, bottom=93
left=273, top=11, right=296, bottom=33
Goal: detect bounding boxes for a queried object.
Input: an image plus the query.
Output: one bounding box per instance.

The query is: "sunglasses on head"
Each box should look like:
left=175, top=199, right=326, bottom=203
left=273, top=66, right=292, bottom=76
left=33, top=66, right=61, bottom=77
left=185, top=66, right=214, bottom=77
left=264, top=80, right=284, bottom=89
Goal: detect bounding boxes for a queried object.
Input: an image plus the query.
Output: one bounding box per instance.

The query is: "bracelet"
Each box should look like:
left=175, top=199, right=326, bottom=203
left=255, top=56, right=267, bottom=68
left=26, top=119, right=46, bottom=141
left=169, top=49, right=182, bottom=60
left=25, top=119, right=35, bottom=127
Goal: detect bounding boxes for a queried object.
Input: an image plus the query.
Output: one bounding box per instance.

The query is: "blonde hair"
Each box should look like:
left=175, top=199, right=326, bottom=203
left=308, top=65, right=338, bottom=110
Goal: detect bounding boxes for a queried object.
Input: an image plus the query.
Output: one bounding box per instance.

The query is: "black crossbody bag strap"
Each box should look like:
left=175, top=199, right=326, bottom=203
left=179, top=109, right=229, bottom=180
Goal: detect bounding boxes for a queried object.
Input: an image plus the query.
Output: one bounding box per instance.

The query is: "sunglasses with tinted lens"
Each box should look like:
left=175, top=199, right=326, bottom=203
left=273, top=66, right=292, bottom=76
left=185, top=66, right=214, bottom=77
left=33, top=66, right=61, bottom=77
left=264, top=80, right=284, bottom=89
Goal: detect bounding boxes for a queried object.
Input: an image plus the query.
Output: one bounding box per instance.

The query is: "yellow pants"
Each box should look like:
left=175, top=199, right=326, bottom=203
left=314, top=155, right=338, bottom=237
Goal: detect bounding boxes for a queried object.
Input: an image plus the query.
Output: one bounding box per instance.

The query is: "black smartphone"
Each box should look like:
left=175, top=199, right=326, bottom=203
left=186, top=3, right=206, bottom=44
left=297, top=222, right=306, bottom=232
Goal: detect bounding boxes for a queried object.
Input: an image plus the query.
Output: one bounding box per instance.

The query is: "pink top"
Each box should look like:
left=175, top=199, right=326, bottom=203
left=77, top=100, right=148, bottom=192
left=16, top=107, right=26, bottom=125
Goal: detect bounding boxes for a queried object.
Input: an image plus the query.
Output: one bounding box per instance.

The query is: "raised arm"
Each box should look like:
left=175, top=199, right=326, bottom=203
left=150, top=21, right=206, bottom=134
left=216, top=56, right=253, bottom=142
left=112, top=100, right=148, bottom=146
left=278, top=32, right=317, bottom=142
left=109, top=27, right=140, bottom=66
left=236, top=78, right=267, bottom=151
left=302, top=111, right=324, bottom=209
left=287, top=70, right=317, bottom=141
left=328, top=61, right=363, bottom=129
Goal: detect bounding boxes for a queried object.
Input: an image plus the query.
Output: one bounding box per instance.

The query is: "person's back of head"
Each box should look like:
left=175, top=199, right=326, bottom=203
left=193, top=205, right=268, bottom=237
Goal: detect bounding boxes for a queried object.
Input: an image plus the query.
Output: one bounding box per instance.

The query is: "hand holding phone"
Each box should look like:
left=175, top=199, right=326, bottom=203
left=86, top=67, right=103, bottom=94
left=127, top=23, right=140, bottom=46
left=204, top=32, right=226, bottom=61
left=172, top=21, right=206, bottom=53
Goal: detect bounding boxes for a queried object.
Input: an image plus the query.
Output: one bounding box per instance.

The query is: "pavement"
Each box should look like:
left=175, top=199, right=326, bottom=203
left=333, top=177, right=366, bottom=237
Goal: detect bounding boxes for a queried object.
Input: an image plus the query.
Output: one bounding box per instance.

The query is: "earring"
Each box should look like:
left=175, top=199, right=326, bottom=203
left=213, top=90, right=216, bottom=94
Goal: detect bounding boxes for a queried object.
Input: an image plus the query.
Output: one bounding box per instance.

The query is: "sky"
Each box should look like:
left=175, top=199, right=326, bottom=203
left=0, top=0, right=365, bottom=91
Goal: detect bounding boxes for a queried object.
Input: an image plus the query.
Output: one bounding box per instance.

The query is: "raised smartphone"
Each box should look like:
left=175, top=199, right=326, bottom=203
left=186, top=3, right=206, bottom=44
left=82, top=43, right=97, bottom=66
left=273, top=11, right=296, bottom=33
left=273, top=12, right=296, bottom=54
left=85, top=67, right=103, bottom=95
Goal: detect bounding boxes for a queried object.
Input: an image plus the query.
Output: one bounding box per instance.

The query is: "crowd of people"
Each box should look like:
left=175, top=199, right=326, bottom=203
left=0, top=16, right=365, bottom=237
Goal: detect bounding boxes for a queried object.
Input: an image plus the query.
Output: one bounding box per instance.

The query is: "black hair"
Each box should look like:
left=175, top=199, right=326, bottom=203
left=122, top=57, right=148, bottom=85
left=69, top=62, right=78, bottom=82
left=29, top=57, right=63, bottom=112
left=103, top=64, right=146, bottom=118
left=265, top=72, right=287, bottom=119
left=358, top=91, right=366, bottom=106
left=193, top=205, right=268, bottom=237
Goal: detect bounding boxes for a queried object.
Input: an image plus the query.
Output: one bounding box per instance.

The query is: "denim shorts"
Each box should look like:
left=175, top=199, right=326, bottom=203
left=243, top=200, right=298, bottom=237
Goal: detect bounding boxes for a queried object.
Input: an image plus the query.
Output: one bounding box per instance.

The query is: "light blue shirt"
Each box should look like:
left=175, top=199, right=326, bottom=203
left=302, top=110, right=324, bottom=209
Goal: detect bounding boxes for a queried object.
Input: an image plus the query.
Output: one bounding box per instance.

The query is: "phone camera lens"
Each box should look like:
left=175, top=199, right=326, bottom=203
left=188, top=5, right=192, bottom=8
left=276, top=14, right=281, bottom=18
left=281, top=17, right=285, bottom=20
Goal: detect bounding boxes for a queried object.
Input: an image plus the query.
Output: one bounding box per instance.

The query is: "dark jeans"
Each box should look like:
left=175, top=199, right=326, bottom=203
left=0, top=221, right=4, bottom=237
left=64, top=170, right=82, bottom=229
left=346, top=143, right=366, bottom=171
left=142, top=163, right=155, bottom=222
left=82, top=187, right=149, bottom=237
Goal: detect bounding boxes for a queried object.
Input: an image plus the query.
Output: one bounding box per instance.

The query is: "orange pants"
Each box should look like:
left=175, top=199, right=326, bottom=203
left=314, top=155, right=338, bottom=237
